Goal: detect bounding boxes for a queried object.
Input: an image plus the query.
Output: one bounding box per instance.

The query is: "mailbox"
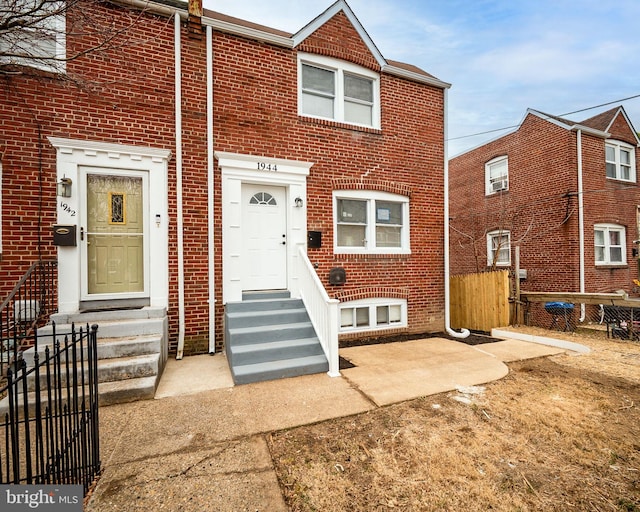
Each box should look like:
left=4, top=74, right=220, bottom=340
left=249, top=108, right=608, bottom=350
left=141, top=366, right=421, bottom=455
left=53, top=225, right=77, bottom=246
left=308, top=230, right=322, bottom=248
left=329, top=267, right=346, bottom=285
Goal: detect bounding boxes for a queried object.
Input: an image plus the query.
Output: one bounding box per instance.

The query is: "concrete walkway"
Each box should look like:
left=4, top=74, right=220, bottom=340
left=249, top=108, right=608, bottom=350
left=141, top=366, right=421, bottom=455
left=86, top=336, right=573, bottom=511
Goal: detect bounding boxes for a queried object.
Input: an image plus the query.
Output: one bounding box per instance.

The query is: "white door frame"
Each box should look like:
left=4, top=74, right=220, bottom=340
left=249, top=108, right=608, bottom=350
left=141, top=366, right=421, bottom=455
left=217, top=152, right=312, bottom=304
left=79, top=167, right=150, bottom=301
left=49, top=137, right=170, bottom=314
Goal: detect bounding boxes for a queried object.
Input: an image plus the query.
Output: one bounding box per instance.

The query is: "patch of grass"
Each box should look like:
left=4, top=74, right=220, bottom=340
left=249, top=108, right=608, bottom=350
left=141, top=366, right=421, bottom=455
left=269, top=336, right=640, bottom=512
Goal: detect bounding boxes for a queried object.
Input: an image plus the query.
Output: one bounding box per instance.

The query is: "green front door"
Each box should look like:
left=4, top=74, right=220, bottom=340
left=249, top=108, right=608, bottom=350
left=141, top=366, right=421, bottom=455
left=86, top=173, right=144, bottom=295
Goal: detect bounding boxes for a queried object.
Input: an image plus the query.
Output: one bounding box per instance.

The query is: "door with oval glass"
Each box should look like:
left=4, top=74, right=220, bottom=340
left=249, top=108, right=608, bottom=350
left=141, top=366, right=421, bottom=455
left=81, top=169, right=148, bottom=299
left=242, top=184, right=287, bottom=291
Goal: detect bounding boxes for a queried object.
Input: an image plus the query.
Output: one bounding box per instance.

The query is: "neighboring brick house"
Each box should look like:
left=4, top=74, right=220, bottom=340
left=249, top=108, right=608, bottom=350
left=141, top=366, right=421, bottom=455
left=449, top=106, right=640, bottom=297
left=1, top=0, right=451, bottom=375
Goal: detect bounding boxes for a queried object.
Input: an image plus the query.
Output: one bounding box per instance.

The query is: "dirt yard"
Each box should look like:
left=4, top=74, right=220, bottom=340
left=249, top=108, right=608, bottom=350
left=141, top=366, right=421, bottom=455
left=268, top=328, right=640, bottom=511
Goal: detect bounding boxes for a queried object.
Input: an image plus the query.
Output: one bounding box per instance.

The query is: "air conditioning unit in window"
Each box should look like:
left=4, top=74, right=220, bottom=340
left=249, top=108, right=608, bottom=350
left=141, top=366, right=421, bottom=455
left=491, top=180, right=508, bottom=192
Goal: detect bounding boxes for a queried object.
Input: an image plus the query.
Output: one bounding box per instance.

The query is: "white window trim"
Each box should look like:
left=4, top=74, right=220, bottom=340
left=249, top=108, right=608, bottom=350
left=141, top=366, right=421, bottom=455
left=487, top=229, right=511, bottom=267
left=298, top=52, right=381, bottom=129
left=605, top=140, right=636, bottom=182
left=594, top=223, right=627, bottom=266
left=333, top=190, right=410, bottom=255
left=485, top=156, right=509, bottom=195
left=339, top=297, right=407, bottom=333
left=0, top=2, right=66, bottom=73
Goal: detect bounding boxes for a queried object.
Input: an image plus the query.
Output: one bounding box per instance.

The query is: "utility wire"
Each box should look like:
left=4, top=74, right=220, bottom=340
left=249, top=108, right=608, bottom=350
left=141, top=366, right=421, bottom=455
left=447, top=93, right=640, bottom=141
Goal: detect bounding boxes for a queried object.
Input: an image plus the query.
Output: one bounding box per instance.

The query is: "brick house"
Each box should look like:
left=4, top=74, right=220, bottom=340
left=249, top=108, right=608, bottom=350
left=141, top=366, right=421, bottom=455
left=449, top=106, right=640, bottom=298
left=1, top=0, right=453, bottom=391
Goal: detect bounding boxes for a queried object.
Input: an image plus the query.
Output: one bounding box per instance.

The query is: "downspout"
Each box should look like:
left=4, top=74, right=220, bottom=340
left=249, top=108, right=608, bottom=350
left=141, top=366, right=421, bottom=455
left=175, top=12, right=186, bottom=359
left=576, top=129, right=586, bottom=322
left=207, top=24, right=216, bottom=354
left=443, top=88, right=470, bottom=338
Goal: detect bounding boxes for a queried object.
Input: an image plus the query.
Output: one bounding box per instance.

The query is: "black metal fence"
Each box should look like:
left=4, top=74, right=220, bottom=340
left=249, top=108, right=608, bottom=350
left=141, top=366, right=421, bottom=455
left=1, top=260, right=58, bottom=376
left=0, top=323, right=100, bottom=493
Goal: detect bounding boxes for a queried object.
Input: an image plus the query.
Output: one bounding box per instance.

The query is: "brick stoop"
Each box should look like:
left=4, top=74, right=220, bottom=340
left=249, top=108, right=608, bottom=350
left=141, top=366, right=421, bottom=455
left=225, top=291, right=329, bottom=385
left=19, top=307, right=168, bottom=406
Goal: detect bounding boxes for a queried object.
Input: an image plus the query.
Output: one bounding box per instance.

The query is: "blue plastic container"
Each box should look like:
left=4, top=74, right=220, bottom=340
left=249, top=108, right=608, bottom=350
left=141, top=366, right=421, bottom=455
left=544, top=302, right=574, bottom=314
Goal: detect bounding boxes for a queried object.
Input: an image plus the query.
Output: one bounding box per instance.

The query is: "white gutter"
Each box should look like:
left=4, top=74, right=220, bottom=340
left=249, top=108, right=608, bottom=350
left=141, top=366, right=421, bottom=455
left=382, top=65, right=451, bottom=89
left=207, top=24, right=216, bottom=354
left=566, top=123, right=607, bottom=324
left=576, top=129, right=586, bottom=322
left=175, top=12, right=186, bottom=359
left=443, top=88, right=470, bottom=339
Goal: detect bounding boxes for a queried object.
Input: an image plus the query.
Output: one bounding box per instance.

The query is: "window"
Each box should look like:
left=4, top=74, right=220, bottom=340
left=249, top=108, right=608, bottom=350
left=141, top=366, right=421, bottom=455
left=485, top=156, right=508, bottom=195
left=334, top=191, right=409, bottom=254
left=0, top=0, right=66, bottom=73
left=299, top=53, right=380, bottom=129
left=109, top=193, right=125, bottom=224
left=605, top=141, right=635, bottom=182
left=487, top=230, right=510, bottom=267
left=249, top=192, right=277, bottom=205
left=340, top=298, right=407, bottom=333
left=594, top=224, right=626, bottom=265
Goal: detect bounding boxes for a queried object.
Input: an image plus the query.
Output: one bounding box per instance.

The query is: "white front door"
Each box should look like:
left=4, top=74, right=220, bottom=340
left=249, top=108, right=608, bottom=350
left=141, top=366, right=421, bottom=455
left=242, top=184, right=287, bottom=290
left=80, top=167, right=149, bottom=300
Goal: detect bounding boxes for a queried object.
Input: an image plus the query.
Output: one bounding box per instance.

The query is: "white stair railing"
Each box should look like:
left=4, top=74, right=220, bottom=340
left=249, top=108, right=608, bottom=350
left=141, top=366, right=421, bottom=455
left=297, top=246, right=340, bottom=377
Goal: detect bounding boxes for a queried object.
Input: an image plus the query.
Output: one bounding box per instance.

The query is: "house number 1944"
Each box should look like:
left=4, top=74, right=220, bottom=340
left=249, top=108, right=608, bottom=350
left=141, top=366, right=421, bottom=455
left=257, top=162, right=278, bottom=172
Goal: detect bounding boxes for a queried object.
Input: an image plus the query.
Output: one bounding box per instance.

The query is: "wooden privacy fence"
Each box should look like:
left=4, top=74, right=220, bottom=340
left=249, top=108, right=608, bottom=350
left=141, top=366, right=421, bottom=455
left=450, top=270, right=511, bottom=332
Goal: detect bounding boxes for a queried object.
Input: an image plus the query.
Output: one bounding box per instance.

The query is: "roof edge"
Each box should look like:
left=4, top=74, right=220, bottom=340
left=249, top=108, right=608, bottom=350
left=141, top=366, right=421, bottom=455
left=606, top=107, right=640, bottom=146
left=569, top=124, right=610, bottom=138
left=112, top=0, right=187, bottom=17
left=292, top=0, right=386, bottom=68
left=203, top=17, right=294, bottom=47
left=114, top=0, right=447, bottom=87
left=383, top=64, right=451, bottom=89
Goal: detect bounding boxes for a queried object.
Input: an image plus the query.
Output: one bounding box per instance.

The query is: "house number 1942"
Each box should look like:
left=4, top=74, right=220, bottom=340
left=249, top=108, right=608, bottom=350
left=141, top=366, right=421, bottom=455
left=59, top=201, right=76, bottom=216
left=257, top=162, right=278, bottom=172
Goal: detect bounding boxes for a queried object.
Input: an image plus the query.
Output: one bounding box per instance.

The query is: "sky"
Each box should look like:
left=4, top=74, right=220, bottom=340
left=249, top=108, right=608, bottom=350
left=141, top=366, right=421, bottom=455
left=204, top=0, right=640, bottom=157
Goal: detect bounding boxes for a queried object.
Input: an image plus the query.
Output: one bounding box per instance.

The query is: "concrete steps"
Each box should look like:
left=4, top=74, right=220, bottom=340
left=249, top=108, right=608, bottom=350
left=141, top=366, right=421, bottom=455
left=225, top=292, right=329, bottom=385
left=7, top=307, right=168, bottom=408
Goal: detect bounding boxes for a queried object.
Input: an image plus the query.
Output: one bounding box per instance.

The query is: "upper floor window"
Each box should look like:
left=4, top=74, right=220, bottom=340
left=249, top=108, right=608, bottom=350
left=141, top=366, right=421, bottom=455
left=605, top=141, right=635, bottom=182
left=594, top=223, right=626, bottom=265
left=487, top=229, right=510, bottom=267
left=333, top=190, right=409, bottom=254
left=485, top=156, right=508, bottom=195
left=299, top=53, right=380, bottom=129
left=0, top=0, right=66, bottom=73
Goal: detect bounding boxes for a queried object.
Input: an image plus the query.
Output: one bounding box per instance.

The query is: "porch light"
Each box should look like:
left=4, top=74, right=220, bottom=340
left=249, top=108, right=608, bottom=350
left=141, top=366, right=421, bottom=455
left=294, top=197, right=303, bottom=208
left=57, top=176, right=72, bottom=198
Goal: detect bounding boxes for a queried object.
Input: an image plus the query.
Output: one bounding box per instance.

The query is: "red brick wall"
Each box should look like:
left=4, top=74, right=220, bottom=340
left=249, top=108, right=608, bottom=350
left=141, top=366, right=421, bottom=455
left=212, top=13, right=447, bottom=348
left=1, top=3, right=447, bottom=354
left=0, top=3, right=185, bottom=346
left=582, top=113, right=640, bottom=294
left=449, top=110, right=640, bottom=295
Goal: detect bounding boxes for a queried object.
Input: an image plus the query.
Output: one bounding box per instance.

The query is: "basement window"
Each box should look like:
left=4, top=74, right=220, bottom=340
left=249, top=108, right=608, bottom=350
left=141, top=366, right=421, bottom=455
left=339, top=298, right=407, bottom=333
